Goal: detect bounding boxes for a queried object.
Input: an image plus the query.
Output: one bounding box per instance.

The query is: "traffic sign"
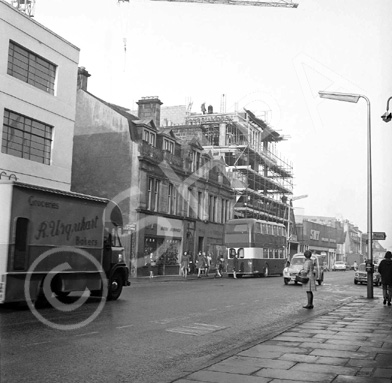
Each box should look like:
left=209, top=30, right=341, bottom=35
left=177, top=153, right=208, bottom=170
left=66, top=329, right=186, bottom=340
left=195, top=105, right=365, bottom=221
left=372, top=232, right=386, bottom=240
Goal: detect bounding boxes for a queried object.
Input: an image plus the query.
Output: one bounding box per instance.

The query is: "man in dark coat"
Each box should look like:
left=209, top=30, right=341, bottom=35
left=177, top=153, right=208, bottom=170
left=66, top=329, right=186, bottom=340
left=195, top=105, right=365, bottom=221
left=378, top=251, right=392, bottom=306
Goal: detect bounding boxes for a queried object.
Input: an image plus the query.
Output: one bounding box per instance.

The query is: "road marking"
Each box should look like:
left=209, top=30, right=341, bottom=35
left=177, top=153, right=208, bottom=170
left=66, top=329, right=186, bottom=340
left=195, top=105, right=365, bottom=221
left=74, top=331, right=99, bottom=337
left=25, top=341, right=52, bottom=346
left=166, top=323, right=227, bottom=336
left=116, top=324, right=134, bottom=329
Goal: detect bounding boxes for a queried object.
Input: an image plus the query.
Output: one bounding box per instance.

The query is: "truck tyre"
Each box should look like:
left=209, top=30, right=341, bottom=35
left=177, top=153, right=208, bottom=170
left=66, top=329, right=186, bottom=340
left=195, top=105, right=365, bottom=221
left=108, top=271, right=124, bottom=301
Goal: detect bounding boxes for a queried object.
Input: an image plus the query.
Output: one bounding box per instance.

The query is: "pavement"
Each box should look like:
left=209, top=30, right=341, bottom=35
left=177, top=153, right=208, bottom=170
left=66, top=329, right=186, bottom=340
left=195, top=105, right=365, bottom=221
left=133, top=275, right=392, bottom=383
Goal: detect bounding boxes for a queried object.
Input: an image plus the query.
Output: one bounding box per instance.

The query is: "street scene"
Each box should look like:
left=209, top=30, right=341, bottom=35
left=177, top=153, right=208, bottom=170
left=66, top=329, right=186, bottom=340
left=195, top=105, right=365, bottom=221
left=1, top=0, right=392, bottom=382
left=1, top=270, right=389, bottom=383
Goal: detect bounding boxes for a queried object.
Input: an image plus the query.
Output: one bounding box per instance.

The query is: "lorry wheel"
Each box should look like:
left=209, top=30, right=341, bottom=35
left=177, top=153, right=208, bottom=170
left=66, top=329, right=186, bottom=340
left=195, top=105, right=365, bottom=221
left=108, top=272, right=124, bottom=301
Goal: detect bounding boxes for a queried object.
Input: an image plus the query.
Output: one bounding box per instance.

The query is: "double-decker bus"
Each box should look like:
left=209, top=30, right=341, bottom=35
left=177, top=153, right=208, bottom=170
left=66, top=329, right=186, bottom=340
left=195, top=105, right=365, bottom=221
left=224, top=218, right=287, bottom=277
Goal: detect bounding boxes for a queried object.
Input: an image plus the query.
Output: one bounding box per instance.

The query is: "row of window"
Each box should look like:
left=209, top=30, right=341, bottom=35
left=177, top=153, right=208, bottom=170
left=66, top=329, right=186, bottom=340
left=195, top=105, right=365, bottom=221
left=8, top=40, right=56, bottom=95
left=3, top=41, right=56, bottom=165
left=147, top=177, right=231, bottom=223
left=229, top=248, right=285, bottom=259
left=143, top=128, right=175, bottom=155
left=2, top=109, right=52, bottom=165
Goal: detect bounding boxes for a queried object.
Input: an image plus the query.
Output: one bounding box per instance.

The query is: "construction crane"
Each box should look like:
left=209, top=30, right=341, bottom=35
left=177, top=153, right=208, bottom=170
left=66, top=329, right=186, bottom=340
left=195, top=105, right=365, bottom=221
left=118, top=0, right=298, bottom=7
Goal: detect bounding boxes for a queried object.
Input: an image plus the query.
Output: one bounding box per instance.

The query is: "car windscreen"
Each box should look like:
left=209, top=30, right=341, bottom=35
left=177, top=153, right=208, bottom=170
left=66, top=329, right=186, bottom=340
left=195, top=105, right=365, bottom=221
left=291, top=257, right=305, bottom=265
left=358, top=264, right=366, bottom=271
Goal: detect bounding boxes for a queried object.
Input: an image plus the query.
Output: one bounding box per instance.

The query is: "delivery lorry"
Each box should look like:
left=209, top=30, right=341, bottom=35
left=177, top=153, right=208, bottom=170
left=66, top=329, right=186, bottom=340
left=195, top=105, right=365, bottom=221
left=0, top=181, right=130, bottom=304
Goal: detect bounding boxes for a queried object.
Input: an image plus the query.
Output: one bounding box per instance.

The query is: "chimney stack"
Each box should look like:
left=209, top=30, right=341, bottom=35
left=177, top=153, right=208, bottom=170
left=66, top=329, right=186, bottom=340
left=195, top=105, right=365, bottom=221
left=137, top=96, right=163, bottom=128
left=77, top=67, right=91, bottom=91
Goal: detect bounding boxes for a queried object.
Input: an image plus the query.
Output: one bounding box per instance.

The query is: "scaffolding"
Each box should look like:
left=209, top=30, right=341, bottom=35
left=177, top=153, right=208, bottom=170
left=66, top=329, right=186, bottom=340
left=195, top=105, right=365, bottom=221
left=186, top=108, right=293, bottom=226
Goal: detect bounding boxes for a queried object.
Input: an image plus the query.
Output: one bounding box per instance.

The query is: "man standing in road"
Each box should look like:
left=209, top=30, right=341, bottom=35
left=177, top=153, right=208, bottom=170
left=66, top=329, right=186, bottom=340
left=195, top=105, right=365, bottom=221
left=378, top=251, right=392, bottom=306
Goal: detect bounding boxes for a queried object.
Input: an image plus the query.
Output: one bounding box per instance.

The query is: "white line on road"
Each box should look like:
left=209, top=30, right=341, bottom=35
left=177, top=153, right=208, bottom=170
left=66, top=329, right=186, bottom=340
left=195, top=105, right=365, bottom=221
left=116, top=324, right=134, bottom=329
left=74, top=331, right=99, bottom=337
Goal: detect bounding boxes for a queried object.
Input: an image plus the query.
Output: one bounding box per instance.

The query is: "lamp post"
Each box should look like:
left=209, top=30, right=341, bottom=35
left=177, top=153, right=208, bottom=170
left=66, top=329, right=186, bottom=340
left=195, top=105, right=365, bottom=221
left=286, top=194, right=308, bottom=260
left=318, top=91, right=373, bottom=299
left=381, top=96, right=392, bottom=123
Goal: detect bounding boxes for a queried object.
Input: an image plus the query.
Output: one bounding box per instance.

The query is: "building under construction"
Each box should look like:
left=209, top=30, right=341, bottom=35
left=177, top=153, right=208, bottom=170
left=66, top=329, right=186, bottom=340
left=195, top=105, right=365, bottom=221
left=163, top=104, right=294, bottom=230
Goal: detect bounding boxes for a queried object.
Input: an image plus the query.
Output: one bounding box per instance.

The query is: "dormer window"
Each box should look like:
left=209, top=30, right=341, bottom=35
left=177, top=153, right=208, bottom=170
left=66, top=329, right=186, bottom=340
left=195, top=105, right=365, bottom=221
left=163, top=138, right=174, bottom=154
left=143, top=129, right=156, bottom=146
left=191, top=150, right=201, bottom=172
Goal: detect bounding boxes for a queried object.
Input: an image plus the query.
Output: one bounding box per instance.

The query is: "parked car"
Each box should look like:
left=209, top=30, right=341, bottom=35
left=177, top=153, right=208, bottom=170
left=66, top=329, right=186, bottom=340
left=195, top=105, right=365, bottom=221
left=354, top=263, right=381, bottom=286
left=283, top=253, right=324, bottom=285
left=332, top=261, right=347, bottom=271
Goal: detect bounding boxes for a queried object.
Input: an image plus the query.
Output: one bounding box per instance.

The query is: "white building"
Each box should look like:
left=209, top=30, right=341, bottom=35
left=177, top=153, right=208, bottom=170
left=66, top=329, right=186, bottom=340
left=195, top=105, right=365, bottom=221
left=0, top=0, right=79, bottom=190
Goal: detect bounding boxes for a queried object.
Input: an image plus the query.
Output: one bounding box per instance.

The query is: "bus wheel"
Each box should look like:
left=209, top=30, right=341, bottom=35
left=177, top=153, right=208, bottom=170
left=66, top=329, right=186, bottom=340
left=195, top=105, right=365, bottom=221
left=263, top=266, right=269, bottom=277
left=108, top=271, right=124, bottom=301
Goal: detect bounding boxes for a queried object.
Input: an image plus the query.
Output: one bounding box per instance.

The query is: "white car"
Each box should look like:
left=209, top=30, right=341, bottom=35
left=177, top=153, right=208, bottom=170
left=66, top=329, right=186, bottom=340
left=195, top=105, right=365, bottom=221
left=332, top=261, right=347, bottom=271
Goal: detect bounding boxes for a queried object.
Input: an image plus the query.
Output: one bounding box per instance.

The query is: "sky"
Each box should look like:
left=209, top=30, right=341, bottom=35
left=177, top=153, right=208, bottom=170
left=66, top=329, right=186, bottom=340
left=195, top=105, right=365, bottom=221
left=30, top=0, right=392, bottom=250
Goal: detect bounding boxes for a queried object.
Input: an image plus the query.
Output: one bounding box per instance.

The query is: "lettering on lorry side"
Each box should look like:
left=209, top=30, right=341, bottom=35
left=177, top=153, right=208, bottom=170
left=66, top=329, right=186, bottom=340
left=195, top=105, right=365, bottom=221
left=35, top=216, right=99, bottom=242
left=28, top=196, right=59, bottom=209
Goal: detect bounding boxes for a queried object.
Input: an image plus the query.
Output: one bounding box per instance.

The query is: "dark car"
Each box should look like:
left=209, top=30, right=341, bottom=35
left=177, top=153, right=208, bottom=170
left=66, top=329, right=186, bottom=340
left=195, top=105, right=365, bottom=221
left=354, top=263, right=381, bottom=286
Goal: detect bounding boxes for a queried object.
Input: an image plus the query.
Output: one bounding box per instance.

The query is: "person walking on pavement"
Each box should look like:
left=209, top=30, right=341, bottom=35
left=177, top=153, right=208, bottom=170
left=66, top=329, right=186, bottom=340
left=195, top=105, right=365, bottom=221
left=215, top=255, right=224, bottom=278
left=353, top=260, right=358, bottom=271
left=181, top=251, right=189, bottom=278
left=302, top=250, right=316, bottom=309
left=232, top=253, right=238, bottom=279
left=205, top=252, right=212, bottom=276
left=378, top=251, right=392, bottom=306
left=196, top=251, right=205, bottom=278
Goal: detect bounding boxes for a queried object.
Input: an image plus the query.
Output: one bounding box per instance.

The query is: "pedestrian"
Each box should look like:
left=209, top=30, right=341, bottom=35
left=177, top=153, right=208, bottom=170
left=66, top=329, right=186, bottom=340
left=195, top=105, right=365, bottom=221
left=215, top=255, right=224, bottom=278
left=353, top=261, right=358, bottom=271
left=302, top=250, right=316, bottom=309
left=232, top=253, right=238, bottom=279
left=205, top=252, right=212, bottom=276
left=188, top=253, right=195, bottom=274
left=148, top=253, right=155, bottom=278
left=378, top=251, right=392, bottom=306
left=181, top=251, right=189, bottom=278
left=196, top=251, right=205, bottom=278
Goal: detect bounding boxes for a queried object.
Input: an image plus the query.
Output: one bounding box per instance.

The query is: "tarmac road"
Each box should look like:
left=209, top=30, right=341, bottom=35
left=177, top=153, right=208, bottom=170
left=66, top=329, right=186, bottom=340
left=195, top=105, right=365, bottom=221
left=0, top=269, right=377, bottom=383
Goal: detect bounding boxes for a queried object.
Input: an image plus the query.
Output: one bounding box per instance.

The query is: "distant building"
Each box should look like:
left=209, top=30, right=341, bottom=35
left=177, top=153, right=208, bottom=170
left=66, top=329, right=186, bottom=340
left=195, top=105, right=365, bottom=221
left=0, top=0, right=79, bottom=189
left=295, top=215, right=344, bottom=268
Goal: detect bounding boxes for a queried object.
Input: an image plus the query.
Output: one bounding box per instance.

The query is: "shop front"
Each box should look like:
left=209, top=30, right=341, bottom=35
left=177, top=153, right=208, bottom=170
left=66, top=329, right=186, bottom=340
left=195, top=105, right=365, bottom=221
left=140, top=215, right=183, bottom=276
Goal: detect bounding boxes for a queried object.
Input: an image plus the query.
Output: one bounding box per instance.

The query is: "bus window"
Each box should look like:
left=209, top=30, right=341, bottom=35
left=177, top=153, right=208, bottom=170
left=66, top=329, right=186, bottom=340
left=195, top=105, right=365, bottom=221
left=229, top=248, right=236, bottom=259
left=238, top=248, right=244, bottom=258
left=263, top=248, right=268, bottom=258
left=14, top=217, right=29, bottom=270
left=261, top=223, right=266, bottom=234
left=272, top=225, right=277, bottom=236
left=277, top=226, right=282, bottom=236
left=255, top=223, right=262, bottom=234
left=267, top=225, right=272, bottom=235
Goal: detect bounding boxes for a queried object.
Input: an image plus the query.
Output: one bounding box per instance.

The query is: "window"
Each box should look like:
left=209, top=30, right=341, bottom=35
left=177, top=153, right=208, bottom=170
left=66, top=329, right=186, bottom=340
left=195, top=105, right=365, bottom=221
left=168, top=183, right=177, bottom=215
left=143, top=129, right=156, bottom=146
left=198, top=191, right=203, bottom=219
left=163, top=139, right=174, bottom=154
left=147, top=178, right=160, bottom=211
left=191, top=150, right=201, bottom=172
left=8, top=41, right=56, bottom=94
left=2, top=109, right=52, bottom=165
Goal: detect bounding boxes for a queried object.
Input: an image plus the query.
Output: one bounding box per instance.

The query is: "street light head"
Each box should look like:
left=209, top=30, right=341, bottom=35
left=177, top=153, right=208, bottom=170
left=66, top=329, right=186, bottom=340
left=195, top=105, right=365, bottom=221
left=318, top=91, right=361, bottom=103
left=381, top=111, right=392, bottom=123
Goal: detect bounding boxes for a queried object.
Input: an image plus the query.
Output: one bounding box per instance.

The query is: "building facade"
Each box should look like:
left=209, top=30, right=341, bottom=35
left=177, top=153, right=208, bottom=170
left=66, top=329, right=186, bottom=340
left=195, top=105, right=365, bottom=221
left=295, top=215, right=344, bottom=269
left=72, top=73, right=234, bottom=276
left=0, top=0, right=79, bottom=189
left=161, top=105, right=294, bottom=259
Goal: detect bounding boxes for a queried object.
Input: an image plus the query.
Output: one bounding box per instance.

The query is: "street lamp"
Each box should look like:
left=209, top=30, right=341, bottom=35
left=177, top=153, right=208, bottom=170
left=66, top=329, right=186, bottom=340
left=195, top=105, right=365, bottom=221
left=318, top=90, right=374, bottom=299
left=286, top=194, right=308, bottom=259
left=381, top=96, right=392, bottom=123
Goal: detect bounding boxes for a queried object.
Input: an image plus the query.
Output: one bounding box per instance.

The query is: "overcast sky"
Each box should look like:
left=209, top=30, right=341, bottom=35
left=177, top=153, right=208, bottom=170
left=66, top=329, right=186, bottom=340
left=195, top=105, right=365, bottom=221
left=32, top=0, right=392, bottom=250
